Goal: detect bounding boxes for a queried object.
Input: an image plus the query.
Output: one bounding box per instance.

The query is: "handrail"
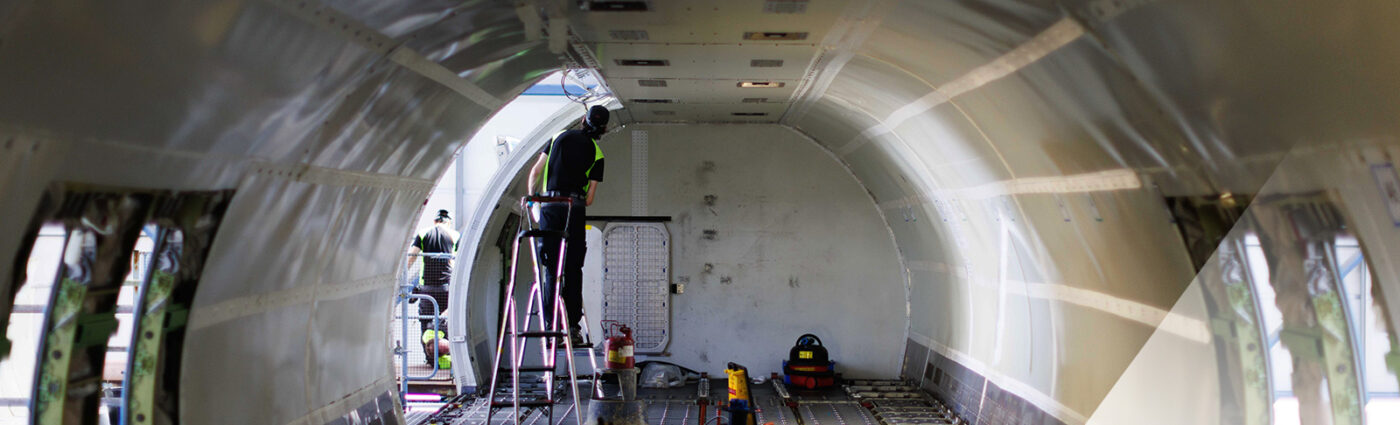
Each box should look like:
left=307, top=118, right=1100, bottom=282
left=396, top=286, right=444, bottom=407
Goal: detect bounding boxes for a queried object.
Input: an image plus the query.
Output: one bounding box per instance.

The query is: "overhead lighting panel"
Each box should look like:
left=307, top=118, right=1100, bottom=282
left=738, top=81, right=785, bottom=88
left=615, top=59, right=669, bottom=66
left=589, top=1, right=648, bottom=12
left=743, top=32, right=808, bottom=41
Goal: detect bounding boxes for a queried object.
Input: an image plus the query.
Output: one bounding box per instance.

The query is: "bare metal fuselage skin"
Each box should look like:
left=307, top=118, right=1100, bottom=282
left=3, top=1, right=1400, bottom=424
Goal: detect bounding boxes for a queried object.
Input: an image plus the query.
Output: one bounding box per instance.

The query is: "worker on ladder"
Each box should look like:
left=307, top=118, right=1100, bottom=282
left=527, top=105, right=609, bottom=345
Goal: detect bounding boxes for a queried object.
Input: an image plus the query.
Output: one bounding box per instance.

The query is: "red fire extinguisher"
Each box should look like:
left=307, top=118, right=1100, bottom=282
left=603, top=321, right=635, bottom=369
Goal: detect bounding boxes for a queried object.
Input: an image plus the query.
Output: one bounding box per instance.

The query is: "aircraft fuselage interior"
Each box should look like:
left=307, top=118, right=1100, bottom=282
left=4, top=1, right=1400, bottom=424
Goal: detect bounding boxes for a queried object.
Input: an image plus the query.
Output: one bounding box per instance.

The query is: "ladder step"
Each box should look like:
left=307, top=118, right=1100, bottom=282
left=516, top=331, right=567, bottom=338
left=491, top=400, right=555, bottom=408
left=518, top=229, right=567, bottom=239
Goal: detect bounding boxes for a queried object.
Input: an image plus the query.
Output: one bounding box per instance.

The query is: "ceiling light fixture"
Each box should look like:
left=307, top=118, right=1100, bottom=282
left=589, top=1, right=648, bottom=12
left=616, top=59, right=669, bottom=66
left=738, top=81, right=785, bottom=88
left=743, top=32, right=808, bottom=41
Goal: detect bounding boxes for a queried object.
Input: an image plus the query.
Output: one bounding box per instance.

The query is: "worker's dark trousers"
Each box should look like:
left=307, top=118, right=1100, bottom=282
left=535, top=201, right=586, bottom=331
left=415, top=284, right=449, bottom=333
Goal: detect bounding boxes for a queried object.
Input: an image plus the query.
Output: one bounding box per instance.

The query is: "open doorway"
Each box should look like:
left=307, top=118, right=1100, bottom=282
left=394, top=71, right=591, bottom=418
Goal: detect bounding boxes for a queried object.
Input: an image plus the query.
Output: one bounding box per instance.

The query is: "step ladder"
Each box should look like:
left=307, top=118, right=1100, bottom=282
left=486, top=196, right=602, bottom=425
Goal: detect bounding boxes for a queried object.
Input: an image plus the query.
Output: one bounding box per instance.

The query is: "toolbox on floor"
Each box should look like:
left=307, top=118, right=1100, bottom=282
left=782, top=334, right=837, bottom=390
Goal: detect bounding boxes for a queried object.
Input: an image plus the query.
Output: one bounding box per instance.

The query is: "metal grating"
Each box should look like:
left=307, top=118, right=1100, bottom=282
left=631, top=98, right=675, bottom=104
left=632, top=131, right=648, bottom=216
left=732, top=112, right=769, bottom=117
left=798, top=402, right=879, bottom=425
left=609, top=30, right=650, bottom=40
left=755, top=396, right=797, bottom=425
left=763, top=0, right=809, bottom=14
left=602, top=222, right=671, bottom=353
left=751, top=59, right=785, bottom=67
left=743, top=97, right=769, bottom=103
left=644, top=401, right=701, bottom=425
left=651, top=110, right=676, bottom=116
left=638, top=79, right=668, bottom=87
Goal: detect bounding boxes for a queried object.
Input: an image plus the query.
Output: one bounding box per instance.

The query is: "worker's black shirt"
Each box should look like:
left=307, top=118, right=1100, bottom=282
left=413, top=225, right=458, bottom=286
left=540, top=129, right=604, bottom=196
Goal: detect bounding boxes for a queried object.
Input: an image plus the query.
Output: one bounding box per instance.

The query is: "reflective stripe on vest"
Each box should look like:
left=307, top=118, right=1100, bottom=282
left=541, top=131, right=603, bottom=195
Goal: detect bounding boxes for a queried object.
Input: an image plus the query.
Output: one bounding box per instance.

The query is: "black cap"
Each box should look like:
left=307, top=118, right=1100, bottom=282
left=584, top=105, right=610, bottom=132
left=435, top=209, right=451, bottom=221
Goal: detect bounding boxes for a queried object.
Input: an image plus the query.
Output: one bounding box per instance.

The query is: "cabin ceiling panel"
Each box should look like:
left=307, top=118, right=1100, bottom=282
left=625, top=103, right=786, bottom=123
left=594, top=43, right=816, bottom=79
left=569, top=0, right=848, bottom=45
left=612, top=77, right=799, bottom=104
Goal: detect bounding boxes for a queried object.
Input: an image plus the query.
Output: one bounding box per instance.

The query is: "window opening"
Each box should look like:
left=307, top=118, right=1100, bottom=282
left=95, top=227, right=156, bottom=423
left=119, top=192, right=234, bottom=425
left=0, top=222, right=65, bottom=423
left=1245, top=225, right=1398, bottom=424
left=29, top=192, right=152, bottom=424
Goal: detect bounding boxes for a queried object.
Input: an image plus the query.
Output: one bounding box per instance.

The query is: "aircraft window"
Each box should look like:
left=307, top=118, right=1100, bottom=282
left=0, top=222, right=64, bottom=423
left=95, top=227, right=156, bottom=421
left=1245, top=232, right=1399, bottom=423
left=1333, top=237, right=1400, bottom=398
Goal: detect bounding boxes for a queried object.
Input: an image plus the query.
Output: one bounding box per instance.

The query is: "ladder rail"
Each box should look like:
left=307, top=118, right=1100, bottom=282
left=486, top=232, right=525, bottom=424
left=488, top=196, right=593, bottom=425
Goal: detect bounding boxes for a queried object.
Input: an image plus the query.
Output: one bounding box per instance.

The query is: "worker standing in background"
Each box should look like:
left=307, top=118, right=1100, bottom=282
left=528, top=105, right=609, bottom=345
left=409, top=209, right=459, bottom=335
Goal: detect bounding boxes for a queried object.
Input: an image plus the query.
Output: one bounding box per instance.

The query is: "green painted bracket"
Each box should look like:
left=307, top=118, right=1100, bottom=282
left=1210, top=318, right=1237, bottom=340
left=1278, top=327, right=1324, bottom=361
left=165, top=305, right=189, bottom=330
left=2, top=337, right=10, bottom=358
left=75, top=312, right=120, bottom=348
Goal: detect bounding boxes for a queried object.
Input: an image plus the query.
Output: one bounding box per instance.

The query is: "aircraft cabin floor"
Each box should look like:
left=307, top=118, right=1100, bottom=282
left=407, top=378, right=964, bottom=425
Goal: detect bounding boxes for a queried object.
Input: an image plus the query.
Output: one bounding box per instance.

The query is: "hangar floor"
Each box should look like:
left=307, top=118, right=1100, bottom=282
left=408, top=379, right=961, bottom=425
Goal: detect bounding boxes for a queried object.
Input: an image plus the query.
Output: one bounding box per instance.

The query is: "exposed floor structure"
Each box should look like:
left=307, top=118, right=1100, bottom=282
left=412, top=379, right=962, bottom=425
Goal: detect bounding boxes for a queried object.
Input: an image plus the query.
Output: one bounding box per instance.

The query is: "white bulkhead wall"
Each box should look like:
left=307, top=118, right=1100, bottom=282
left=583, top=124, right=907, bottom=378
